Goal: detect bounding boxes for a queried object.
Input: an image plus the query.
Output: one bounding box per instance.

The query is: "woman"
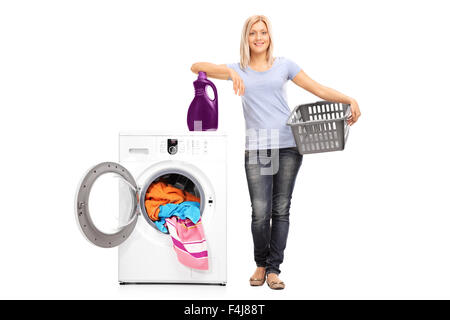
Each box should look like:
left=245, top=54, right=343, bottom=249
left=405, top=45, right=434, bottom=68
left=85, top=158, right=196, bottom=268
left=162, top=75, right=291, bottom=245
left=191, top=15, right=361, bottom=290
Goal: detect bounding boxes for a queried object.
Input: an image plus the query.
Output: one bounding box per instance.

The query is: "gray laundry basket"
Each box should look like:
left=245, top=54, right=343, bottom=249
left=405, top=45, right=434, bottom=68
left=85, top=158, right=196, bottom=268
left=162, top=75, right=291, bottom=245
left=287, top=101, right=351, bottom=154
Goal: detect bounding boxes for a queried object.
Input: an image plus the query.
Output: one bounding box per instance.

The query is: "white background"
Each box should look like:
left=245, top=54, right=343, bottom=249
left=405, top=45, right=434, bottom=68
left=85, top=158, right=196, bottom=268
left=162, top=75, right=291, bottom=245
left=1, top=0, right=449, bottom=299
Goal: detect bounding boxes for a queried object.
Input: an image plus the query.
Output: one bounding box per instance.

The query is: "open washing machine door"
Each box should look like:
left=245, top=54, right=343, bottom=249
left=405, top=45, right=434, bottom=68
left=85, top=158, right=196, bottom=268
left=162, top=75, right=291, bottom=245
left=75, top=162, right=139, bottom=248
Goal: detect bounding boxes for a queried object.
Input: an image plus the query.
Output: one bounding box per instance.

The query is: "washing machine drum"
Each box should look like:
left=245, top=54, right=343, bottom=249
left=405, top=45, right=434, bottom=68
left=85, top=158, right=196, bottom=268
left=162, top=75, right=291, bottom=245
left=75, top=162, right=206, bottom=248
left=139, top=172, right=202, bottom=230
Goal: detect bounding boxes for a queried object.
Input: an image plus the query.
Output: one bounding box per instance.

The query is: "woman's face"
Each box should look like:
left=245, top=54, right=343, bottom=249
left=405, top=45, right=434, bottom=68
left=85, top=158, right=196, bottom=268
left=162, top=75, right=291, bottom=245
left=248, top=21, right=270, bottom=55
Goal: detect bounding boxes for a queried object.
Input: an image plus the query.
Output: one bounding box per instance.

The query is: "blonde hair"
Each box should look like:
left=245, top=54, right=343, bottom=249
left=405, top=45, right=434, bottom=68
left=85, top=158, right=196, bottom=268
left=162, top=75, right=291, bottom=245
left=240, top=15, right=274, bottom=69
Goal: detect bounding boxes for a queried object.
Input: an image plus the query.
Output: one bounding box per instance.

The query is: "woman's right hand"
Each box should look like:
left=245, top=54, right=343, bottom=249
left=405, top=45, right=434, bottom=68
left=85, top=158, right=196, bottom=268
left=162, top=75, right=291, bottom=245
left=228, top=68, right=245, bottom=96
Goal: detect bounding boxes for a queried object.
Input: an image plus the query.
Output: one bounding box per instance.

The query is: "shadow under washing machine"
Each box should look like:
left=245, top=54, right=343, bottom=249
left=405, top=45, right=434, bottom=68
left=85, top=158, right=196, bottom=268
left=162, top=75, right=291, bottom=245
left=75, top=131, right=227, bottom=285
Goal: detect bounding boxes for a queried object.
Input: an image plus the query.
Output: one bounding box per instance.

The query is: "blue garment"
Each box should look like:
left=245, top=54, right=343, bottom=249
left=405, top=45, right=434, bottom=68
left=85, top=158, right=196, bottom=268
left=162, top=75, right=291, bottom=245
left=155, top=201, right=200, bottom=233
left=227, top=57, right=301, bottom=150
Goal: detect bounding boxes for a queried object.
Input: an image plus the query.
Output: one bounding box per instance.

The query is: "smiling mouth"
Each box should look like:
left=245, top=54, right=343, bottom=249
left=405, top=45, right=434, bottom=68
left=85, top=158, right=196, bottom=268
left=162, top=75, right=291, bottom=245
left=254, top=42, right=265, bottom=47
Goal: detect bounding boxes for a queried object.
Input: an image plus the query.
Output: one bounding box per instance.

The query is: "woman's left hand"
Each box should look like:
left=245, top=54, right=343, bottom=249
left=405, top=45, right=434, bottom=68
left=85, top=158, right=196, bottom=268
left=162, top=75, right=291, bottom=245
left=347, top=98, right=361, bottom=126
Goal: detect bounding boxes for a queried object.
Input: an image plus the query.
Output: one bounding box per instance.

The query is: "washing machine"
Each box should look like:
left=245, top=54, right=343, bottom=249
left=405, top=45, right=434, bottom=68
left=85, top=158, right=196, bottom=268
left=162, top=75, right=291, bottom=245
left=75, top=131, right=227, bottom=285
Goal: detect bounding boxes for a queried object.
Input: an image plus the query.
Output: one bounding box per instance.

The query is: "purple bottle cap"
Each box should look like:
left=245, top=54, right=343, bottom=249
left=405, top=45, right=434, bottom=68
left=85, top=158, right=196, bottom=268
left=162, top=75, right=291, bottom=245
left=198, top=71, right=207, bottom=80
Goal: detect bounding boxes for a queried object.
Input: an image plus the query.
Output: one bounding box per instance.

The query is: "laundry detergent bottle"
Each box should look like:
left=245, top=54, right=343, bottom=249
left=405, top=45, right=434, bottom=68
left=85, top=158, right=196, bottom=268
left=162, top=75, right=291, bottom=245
left=187, top=71, right=218, bottom=131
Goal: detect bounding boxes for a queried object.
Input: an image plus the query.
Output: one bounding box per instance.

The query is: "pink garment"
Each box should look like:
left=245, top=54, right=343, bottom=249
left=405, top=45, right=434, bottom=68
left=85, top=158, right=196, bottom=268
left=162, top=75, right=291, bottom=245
left=165, top=216, right=209, bottom=270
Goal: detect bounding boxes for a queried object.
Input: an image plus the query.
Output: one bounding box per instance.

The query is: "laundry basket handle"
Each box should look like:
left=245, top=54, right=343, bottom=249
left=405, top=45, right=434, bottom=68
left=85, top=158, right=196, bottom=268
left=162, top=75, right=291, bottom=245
left=344, top=104, right=351, bottom=119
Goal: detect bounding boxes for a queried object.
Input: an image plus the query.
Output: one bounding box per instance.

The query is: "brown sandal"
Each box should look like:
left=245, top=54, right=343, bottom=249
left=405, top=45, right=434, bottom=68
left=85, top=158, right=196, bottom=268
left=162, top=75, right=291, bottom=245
left=249, top=271, right=266, bottom=286
left=266, top=275, right=285, bottom=290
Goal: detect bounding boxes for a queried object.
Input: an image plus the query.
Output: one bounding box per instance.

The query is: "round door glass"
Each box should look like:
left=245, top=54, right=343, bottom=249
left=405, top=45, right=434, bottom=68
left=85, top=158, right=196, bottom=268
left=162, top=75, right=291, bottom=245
left=88, top=172, right=136, bottom=234
left=76, top=162, right=139, bottom=248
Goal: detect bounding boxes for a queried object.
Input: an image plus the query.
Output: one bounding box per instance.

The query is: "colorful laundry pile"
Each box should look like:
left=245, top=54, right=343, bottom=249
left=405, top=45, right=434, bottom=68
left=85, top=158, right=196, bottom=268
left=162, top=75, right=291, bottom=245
left=145, top=181, right=208, bottom=270
left=145, top=181, right=200, bottom=222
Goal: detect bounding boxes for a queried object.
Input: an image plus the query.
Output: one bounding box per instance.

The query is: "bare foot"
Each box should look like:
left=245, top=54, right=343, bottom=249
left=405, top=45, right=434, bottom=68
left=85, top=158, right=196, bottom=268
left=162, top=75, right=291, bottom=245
left=266, top=273, right=285, bottom=290
left=249, top=267, right=266, bottom=286
left=251, top=267, right=266, bottom=280
left=266, top=273, right=280, bottom=282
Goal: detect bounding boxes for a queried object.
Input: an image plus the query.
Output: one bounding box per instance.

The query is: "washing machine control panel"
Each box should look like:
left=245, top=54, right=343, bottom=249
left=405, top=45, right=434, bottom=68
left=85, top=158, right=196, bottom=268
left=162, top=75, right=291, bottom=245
left=120, top=134, right=225, bottom=162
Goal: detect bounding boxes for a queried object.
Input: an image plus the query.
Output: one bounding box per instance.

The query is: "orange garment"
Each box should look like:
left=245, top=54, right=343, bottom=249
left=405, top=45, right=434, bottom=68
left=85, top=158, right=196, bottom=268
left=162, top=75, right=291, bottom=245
left=145, top=181, right=200, bottom=221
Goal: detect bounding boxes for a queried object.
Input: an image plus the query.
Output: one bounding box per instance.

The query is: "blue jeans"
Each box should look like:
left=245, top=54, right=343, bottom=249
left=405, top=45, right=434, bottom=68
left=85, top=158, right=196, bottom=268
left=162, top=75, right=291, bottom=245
left=244, top=147, right=303, bottom=275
